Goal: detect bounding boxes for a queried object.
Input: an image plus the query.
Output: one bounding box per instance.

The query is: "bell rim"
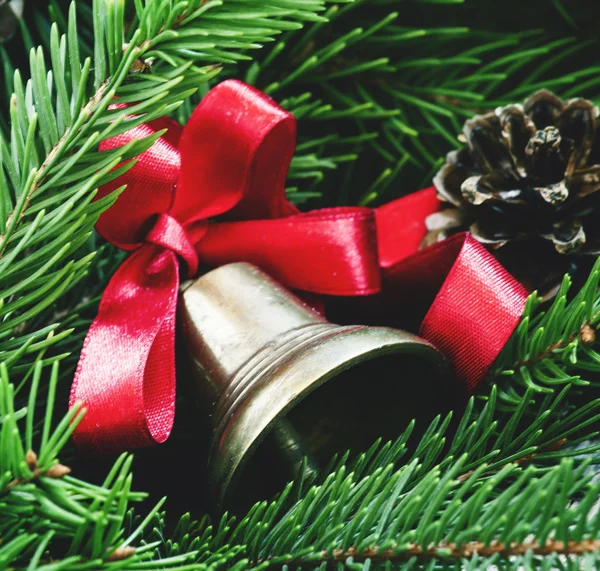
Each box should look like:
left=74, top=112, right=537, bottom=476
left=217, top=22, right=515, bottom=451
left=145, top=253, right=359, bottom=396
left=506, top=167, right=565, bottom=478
left=209, top=325, right=450, bottom=509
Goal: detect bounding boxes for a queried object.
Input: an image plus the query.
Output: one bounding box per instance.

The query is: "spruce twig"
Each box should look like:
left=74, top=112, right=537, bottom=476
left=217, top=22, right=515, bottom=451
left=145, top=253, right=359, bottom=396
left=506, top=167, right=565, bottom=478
left=0, top=0, right=327, bottom=374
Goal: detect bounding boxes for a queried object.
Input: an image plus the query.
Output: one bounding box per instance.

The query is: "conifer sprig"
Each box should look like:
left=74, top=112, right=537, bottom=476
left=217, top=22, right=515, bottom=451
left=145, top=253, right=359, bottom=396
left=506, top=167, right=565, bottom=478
left=493, top=258, right=600, bottom=406
left=0, top=363, right=205, bottom=569
left=3, top=354, right=600, bottom=570
left=228, top=1, right=600, bottom=205
left=194, top=457, right=600, bottom=569
left=0, top=0, right=327, bottom=375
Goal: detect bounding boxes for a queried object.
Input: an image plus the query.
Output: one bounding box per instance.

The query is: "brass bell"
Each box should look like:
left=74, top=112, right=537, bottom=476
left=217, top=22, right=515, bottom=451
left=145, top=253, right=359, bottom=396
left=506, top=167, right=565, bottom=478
left=179, top=263, right=451, bottom=509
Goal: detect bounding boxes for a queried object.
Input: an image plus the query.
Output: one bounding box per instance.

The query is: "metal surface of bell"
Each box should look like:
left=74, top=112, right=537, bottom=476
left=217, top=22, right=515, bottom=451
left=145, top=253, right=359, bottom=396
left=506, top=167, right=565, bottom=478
left=179, top=263, right=452, bottom=509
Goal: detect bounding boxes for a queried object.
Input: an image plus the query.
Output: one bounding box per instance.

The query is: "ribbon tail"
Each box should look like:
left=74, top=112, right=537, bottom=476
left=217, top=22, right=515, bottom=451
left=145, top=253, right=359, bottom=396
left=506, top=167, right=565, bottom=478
left=371, top=187, right=529, bottom=393
left=381, top=233, right=529, bottom=393
left=69, top=245, right=179, bottom=453
left=419, top=235, right=528, bottom=391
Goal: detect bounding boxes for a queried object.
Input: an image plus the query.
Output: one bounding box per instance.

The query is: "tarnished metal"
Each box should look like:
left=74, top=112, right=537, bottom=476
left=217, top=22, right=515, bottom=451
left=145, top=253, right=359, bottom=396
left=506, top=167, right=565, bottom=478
left=179, top=263, right=450, bottom=509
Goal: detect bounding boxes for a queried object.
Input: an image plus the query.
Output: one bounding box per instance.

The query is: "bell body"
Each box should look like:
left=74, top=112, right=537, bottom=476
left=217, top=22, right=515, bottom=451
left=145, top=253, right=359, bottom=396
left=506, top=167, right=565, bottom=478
left=179, top=263, right=451, bottom=509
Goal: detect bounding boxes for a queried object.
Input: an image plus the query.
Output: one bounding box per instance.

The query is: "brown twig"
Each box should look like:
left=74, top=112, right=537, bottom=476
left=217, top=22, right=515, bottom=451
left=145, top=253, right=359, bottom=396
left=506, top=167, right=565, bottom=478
left=2, top=449, right=71, bottom=496
left=490, top=321, right=598, bottom=384
left=321, top=539, right=600, bottom=563
left=457, top=437, right=569, bottom=483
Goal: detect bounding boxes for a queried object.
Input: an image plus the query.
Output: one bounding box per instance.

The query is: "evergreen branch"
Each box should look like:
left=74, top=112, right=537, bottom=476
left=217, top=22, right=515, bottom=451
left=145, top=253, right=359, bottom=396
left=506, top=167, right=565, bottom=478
left=492, top=258, right=600, bottom=406
left=157, top=456, right=600, bottom=569
left=326, top=538, right=600, bottom=562
left=0, top=0, right=327, bottom=374
left=4, top=2, right=600, bottom=570
left=0, top=361, right=206, bottom=569
left=219, top=0, right=600, bottom=206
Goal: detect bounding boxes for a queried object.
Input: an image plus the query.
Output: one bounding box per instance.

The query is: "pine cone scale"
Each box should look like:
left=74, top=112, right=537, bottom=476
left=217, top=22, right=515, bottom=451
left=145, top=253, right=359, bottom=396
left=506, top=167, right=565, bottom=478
left=499, top=105, right=536, bottom=173
left=559, top=99, right=596, bottom=172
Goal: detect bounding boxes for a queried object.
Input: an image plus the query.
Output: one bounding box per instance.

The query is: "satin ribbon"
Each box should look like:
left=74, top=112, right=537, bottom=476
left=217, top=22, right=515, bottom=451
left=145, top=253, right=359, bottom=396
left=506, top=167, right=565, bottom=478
left=70, top=80, right=528, bottom=453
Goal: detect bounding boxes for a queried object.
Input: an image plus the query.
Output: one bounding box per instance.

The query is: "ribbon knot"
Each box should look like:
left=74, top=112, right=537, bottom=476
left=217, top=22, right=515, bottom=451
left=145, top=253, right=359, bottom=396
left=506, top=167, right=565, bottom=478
left=146, top=214, right=200, bottom=277
left=70, top=80, right=529, bottom=454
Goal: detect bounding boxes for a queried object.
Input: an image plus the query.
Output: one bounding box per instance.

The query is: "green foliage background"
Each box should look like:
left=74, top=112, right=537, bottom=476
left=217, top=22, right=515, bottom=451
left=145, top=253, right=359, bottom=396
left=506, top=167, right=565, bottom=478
left=2, top=0, right=600, bottom=568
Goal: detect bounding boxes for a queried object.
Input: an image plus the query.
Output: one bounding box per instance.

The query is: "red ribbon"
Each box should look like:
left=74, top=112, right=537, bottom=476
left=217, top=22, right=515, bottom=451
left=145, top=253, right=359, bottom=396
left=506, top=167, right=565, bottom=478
left=70, top=80, right=528, bottom=453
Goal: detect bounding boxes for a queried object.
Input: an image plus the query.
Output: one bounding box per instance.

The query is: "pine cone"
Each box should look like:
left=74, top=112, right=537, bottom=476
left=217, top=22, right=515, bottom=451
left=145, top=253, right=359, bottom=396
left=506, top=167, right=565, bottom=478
left=425, top=89, right=600, bottom=295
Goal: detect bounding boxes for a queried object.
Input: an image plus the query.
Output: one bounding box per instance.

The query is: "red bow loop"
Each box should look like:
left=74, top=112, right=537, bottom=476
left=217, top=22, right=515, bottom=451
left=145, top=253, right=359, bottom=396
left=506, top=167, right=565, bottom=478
left=173, top=80, right=298, bottom=224
left=95, top=116, right=183, bottom=251
left=419, top=234, right=527, bottom=392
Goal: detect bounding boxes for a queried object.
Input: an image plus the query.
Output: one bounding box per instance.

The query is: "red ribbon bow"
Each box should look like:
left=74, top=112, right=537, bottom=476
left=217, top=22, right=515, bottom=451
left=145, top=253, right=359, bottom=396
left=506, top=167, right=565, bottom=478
left=70, top=80, right=528, bottom=453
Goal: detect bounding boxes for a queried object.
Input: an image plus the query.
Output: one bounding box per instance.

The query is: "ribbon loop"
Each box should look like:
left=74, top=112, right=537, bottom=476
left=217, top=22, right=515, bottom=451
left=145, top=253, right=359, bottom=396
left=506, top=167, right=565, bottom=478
left=174, top=81, right=297, bottom=224
left=377, top=230, right=528, bottom=392
left=419, top=234, right=527, bottom=392
left=95, top=117, right=183, bottom=251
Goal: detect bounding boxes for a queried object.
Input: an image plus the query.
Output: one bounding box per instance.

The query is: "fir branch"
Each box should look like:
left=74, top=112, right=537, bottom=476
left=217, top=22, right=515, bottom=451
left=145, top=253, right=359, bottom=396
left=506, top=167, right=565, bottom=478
left=157, top=456, right=600, bottom=569
left=0, top=361, right=205, bottom=569
left=0, top=0, right=327, bottom=375
left=492, top=258, right=600, bottom=406
left=323, top=538, right=600, bottom=563
left=4, top=2, right=600, bottom=570
left=221, top=0, right=600, bottom=205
